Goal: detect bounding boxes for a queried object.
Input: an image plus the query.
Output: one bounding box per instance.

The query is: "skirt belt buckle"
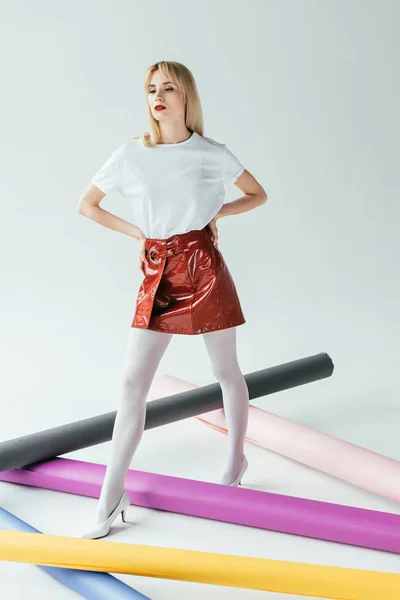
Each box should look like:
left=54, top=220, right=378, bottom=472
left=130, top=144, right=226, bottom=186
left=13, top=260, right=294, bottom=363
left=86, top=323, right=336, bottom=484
left=148, top=244, right=188, bottom=264
left=148, top=247, right=162, bottom=265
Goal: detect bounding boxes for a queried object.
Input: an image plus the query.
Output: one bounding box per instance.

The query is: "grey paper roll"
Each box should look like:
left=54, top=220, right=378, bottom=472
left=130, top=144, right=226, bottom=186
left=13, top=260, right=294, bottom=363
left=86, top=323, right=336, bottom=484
left=0, top=352, right=333, bottom=471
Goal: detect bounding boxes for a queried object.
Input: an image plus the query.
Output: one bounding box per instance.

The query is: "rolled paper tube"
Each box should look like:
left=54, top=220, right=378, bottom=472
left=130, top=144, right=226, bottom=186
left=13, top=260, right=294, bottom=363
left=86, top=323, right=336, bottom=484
left=149, top=375, right=400, bottom=503
left=2, top=458, right=400, bottom=554
left=1, top=531, right=400, bottom=598
left=0, top=508, right=150, bottom=600
left=0, top=353, right=333, bottom=471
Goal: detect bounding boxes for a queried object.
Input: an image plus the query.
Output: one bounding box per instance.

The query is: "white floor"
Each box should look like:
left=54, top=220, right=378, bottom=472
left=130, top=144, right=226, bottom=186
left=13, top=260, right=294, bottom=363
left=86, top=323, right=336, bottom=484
left=1, top=377, right=400, bottom=600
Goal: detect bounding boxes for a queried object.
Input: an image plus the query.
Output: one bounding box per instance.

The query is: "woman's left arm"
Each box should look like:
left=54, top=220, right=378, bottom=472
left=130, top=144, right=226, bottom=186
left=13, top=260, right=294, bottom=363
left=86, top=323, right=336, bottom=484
left=208, top=170, right=267, bottom=247
left=219, top=169, right=267, bottom=217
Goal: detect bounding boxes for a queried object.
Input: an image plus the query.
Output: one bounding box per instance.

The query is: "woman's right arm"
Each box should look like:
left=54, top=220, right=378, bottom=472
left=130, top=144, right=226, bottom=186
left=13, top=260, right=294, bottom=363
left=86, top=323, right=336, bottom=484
left=77, top=184, right=149, bottom=274
left=77, top=183, right=144, bottom=241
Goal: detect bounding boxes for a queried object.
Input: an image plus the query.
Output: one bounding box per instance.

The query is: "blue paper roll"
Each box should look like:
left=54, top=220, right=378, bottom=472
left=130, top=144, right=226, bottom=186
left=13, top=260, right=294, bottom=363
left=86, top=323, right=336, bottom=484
left=0, top=507, right=150, bottom=600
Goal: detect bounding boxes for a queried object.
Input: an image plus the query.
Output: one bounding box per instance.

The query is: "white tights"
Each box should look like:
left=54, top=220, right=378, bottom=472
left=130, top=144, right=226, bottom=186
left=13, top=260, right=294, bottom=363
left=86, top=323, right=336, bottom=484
left=95, top=326, right=249, bottom=523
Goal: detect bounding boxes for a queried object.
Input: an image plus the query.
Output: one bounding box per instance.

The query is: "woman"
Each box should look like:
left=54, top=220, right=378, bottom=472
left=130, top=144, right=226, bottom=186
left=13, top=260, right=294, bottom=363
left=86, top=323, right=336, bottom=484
left=77, top=61, right=267, bottom=539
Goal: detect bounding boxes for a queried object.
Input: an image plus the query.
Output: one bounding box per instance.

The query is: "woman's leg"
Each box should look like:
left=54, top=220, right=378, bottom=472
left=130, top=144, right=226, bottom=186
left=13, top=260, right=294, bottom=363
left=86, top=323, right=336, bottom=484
left=202, top=327, right=249, bottom=484
left=95, top=327, right=173, bottom=523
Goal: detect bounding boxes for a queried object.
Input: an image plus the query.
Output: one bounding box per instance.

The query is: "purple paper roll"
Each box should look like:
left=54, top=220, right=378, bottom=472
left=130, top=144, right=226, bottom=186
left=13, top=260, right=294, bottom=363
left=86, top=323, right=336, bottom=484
left=1, top=458, right=400, bottom=554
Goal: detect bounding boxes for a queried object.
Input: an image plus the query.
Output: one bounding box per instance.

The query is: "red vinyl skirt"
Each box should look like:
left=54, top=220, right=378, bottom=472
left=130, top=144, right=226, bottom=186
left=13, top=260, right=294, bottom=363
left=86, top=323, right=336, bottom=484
left=131, top=226, right=245, bottom=335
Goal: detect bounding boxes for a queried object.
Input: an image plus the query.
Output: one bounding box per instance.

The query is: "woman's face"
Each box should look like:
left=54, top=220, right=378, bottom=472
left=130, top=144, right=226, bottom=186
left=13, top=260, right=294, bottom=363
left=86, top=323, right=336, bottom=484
left=147, top=70, right=186, bottom=121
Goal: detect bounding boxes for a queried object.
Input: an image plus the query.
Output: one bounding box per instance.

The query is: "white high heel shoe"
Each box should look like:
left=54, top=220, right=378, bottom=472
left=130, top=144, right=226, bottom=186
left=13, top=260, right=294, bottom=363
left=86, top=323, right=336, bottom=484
left=230, top=456, right=248, bottom=487
left=82, top=490, right=130, bottom=539
left=220, top=456, right=249, bottom=487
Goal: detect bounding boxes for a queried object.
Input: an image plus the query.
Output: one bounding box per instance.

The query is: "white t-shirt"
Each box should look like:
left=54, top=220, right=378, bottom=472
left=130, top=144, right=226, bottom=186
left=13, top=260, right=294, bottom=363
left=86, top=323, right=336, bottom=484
left=90, top=131, right=245, bottom=239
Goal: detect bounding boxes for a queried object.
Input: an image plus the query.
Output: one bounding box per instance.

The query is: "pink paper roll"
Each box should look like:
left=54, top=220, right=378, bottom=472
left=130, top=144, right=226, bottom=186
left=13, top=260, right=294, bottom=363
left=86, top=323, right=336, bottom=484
left=148, top=375, right=400, bottom=503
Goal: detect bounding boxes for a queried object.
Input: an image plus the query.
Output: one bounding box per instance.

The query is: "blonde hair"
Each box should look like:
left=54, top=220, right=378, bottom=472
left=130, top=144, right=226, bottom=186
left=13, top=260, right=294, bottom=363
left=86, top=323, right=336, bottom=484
left=132, top=61, right=204, bottom=148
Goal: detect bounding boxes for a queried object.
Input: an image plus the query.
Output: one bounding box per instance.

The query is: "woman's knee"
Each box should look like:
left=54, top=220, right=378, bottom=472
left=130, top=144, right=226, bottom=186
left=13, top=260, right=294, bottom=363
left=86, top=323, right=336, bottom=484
left=120, top=371, right=152, bottom=399
left=210, top=360, right=241, bottom=383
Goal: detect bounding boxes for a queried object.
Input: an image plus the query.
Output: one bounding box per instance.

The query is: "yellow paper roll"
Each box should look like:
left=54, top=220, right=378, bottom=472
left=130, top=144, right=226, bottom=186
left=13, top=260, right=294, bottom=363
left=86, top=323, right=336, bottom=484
left=0, top=530, right=399, bottom=598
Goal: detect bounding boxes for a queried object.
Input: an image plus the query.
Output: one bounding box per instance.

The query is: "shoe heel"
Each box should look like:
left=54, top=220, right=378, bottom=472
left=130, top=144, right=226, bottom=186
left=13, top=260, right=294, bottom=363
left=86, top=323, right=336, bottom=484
left=232, top=456, right=248, bottom=487
left=121, top=491, right=130, bottom=523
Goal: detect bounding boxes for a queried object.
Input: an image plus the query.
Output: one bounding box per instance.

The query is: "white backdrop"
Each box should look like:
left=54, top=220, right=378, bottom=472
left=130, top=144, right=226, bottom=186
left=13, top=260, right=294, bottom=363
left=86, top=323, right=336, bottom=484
left=1, top=1, right=399, bottom=599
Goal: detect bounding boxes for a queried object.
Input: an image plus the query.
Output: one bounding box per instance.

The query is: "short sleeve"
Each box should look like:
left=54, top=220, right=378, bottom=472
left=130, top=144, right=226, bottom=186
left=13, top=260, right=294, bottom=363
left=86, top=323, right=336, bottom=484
left=222, top=144, right=245, bottom=184
left=91, top=143, right=127, bottom=194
